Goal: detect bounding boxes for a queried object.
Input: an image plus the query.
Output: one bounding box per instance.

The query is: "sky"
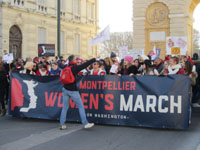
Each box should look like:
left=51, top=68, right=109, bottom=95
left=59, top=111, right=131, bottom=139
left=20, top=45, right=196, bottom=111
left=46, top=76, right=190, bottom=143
left=99, top=0, right=133, bottom=32
left=99, top=0, right=200, bottom=33
left=193, top=4, right=200, bottom=31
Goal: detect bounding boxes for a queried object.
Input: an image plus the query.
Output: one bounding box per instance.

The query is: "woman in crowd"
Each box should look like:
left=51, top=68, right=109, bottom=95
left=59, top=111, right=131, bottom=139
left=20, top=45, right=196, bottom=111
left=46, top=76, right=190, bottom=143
left=32, top=63, right=38, bottom=74
left=118, top=56, right=138, bottom=76
left=142, top=59, right=156, bottom=75
left=159, top=60, right=169, bottom=76
left=36, top=64, right=49, bottom=76
left=0, top=62, right=8, bottom=116
left=183, top=60, right=199, bottom=108
left=99, top=60, right=107, bottom=75
left=20, top=61, right=36, bottom=75
left=133, top=59, right=140, bottom=74
left=104, top=57, right=113, bottom=74
left=90, top=61, right=106, bottom=75
left=48, top=62, right=61, bottom=76
left=167, top=57, right=185, bottom=75
left=184, top=60, right=198, bottom=86
left=138, top=55, right=149, bottom=73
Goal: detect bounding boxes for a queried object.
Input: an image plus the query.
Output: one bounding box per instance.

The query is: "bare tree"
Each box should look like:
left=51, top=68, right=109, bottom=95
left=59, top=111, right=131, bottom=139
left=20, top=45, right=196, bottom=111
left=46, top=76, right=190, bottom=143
left=193, top=29, right=200, bottom=56
left=99, top=32, right=133, bottom=57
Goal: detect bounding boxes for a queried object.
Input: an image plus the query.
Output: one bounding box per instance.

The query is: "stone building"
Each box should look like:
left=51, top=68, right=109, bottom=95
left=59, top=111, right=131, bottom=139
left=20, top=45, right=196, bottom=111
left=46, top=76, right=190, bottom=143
left=133, top=0, right=200, bottom=58
left=0, top=0, right=99, bottom=59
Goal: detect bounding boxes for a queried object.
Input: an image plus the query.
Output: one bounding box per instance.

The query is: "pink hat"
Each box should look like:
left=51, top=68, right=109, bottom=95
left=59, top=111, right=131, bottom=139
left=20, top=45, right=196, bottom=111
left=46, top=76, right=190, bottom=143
left=76, top=57, right=84, bottom=62
left=124, top=56, right=133, bottom=64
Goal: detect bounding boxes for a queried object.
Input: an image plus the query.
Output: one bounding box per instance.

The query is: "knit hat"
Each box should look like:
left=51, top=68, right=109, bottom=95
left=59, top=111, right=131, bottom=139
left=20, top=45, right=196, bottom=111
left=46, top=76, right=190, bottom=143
left=110, top=52, right=116, bottom=58
left=76, top=57, right=84, bottom=63
left=124, top=56, right=133, bottom=64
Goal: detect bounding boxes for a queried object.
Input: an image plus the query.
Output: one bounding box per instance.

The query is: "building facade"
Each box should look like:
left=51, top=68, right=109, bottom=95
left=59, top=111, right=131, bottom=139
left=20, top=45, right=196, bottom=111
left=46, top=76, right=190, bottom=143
left=0, top=0, right=99, bottom=59
left=133, top=0, right=200, bottom=58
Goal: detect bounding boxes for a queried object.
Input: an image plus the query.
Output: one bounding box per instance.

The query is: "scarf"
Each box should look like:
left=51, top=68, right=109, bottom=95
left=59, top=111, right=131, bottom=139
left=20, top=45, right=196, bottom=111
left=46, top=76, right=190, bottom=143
left=39, top=69, right=47, bottom=76
left=168, top=64, right=181, bottom=75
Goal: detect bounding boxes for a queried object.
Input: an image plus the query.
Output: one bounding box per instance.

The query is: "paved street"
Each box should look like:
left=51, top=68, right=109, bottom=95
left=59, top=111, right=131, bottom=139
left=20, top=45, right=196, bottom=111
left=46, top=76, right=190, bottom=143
left=0, top=111, right=200, bottom=150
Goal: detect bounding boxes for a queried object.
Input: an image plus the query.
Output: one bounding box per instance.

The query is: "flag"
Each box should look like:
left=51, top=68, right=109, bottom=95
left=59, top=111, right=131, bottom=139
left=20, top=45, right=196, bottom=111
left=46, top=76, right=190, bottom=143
left=90, top=25, right=110, bottom=45
left=152, top=43, right=157, bottom=60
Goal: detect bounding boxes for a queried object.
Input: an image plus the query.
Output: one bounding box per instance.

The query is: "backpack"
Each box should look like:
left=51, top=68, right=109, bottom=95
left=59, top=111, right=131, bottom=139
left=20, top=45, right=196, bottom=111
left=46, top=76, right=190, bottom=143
left=60, top=66, right=75, bottom=84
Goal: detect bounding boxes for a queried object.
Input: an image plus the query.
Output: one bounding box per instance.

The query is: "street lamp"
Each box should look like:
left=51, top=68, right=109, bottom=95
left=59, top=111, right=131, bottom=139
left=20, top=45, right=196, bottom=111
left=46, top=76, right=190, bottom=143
left=57, top=0, right=61, bottom=57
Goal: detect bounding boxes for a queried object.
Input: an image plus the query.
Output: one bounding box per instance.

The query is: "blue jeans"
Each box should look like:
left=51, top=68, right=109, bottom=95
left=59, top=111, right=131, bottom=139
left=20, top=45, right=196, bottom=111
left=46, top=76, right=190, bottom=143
left=60, top=88, right=88, bottom=126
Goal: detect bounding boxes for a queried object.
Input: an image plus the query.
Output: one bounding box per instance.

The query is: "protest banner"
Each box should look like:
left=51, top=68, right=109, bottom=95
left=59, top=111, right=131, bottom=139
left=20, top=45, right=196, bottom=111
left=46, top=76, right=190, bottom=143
left=38, top=44, right=55, bottom=57
left=9, top=73, right=191, bottom=130
left=166, top=37, right=187, bottom=55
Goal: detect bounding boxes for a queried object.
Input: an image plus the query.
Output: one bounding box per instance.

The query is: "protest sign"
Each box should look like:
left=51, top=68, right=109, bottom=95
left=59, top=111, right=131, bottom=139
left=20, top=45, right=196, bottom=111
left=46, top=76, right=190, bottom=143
left=38, top=44, right=55, bottom=57
left=3, top=53, right=14, bottom=63
left=129, top=49, right=144, bottom=59
left=166, top=37, right=187, bottom=55
left=119, top=46, right=128, bottom=60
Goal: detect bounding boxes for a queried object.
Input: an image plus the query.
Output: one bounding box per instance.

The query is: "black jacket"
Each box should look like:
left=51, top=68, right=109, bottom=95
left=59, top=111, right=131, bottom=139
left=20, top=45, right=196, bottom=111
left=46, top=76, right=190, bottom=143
left=119, top=65, right=139, bottom=75
left=0, top=71, right=8, bottom=90
left=64, top=58, right=96, bottom=91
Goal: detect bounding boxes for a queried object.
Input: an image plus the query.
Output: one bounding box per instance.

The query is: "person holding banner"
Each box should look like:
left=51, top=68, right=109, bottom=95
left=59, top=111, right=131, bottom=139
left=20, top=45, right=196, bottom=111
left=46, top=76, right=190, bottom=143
left=154, top=57, right=164, bottom=75
left=60, top=55, right=96, bottom=130
left=167, top=57, right=185, bottom=75
left=90, top=61, right=106, bottom=75
left=36, top=64, right=49, bottom=76
left=48, top=62, right=61, bottom=76
left=20, top=61, right=36, bottom=75
left=142, top=60, right=156, bottom=75
left=118, top=56, right=138, bottom=76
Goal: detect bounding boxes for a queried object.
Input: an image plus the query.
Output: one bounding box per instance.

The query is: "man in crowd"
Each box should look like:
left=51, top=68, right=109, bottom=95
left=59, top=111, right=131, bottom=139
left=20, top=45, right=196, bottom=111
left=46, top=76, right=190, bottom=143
left=154, top=57, right=164, bottom=74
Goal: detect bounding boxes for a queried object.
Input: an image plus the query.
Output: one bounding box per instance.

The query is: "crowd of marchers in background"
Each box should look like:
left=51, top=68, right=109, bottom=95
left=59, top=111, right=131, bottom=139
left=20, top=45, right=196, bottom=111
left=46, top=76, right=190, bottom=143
left=1, top=52, right=200, bottom=116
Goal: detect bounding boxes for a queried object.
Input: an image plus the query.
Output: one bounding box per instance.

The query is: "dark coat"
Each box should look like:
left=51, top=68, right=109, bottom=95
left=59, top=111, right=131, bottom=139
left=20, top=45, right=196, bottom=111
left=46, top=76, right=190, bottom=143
left=0, top=71, right=8, bottom=91
left=64, top=58, right=96, bottom=91
left=155, top=63, right=164, bottom=74
left=119, top=65, right=139, bottom=75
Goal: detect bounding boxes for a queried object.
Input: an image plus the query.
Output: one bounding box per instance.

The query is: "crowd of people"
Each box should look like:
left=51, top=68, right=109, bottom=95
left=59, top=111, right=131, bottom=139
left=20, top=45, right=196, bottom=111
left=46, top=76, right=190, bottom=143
left=0, top=52, right=200, bottom=118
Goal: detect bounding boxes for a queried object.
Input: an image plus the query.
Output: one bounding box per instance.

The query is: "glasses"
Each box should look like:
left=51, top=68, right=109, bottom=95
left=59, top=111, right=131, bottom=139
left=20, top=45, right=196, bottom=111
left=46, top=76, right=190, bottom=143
left=93, top=63, right=98, bottom=65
